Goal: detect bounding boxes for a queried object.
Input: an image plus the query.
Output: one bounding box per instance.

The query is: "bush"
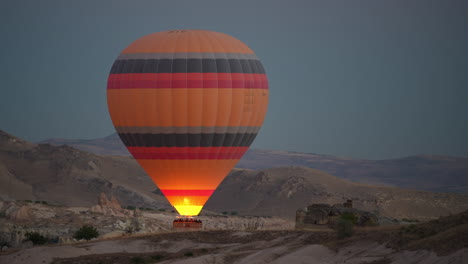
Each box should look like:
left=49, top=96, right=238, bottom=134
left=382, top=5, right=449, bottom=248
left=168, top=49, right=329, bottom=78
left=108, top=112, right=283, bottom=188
left=337, top=219, right=354, bottom=238
left=74, top=225, right=99, bottom=241
left=184, top=252, right=194, bottom=257
left=230, top=211, right=238, bottom=216
left=25, top=232, right=48, bottom=245
left=222, top=211, right=228, bottom=215
left=151, top=255, right=164, bottom=260
left=340, top=212, right=358, bottom=225
left=41, top=201, right=48, bottom=205
left=127, top=205, right=136, bottom=210
left=158, top=208, right=166, bottom=212
left=130, top=256, right=146, bottom=264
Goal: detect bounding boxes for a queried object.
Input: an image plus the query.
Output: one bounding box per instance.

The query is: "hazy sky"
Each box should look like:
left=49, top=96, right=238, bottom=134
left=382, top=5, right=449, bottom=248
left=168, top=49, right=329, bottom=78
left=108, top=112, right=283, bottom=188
left=1, top=0, right=467, bottom=159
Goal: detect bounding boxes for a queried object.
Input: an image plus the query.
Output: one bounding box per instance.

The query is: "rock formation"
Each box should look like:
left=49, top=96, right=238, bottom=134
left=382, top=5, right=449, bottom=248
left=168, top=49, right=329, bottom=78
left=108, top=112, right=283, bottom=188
left=89, top=193, right=129, bottom=217
left=295, top=200, right=393, bottom=229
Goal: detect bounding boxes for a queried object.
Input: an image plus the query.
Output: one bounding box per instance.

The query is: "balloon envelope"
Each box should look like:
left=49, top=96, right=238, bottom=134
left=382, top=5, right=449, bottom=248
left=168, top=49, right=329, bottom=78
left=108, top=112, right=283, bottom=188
left=107, top=30, right=269, bottom=216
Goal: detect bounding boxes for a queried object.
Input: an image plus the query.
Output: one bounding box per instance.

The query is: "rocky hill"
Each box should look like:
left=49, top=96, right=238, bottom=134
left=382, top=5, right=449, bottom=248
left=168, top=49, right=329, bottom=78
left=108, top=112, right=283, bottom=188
left=41, top=133, right=468, bottom=193
left=3, top=130, right=468, bottom=221
left=0, top=130, right=165, bottom=209
left=207, top=167, right=468, bottom=221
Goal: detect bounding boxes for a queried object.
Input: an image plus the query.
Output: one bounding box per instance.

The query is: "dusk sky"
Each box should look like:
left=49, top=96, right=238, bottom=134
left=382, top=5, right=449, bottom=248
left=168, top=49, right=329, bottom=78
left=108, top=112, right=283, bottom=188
left=1, top=0, right=467, bottom=159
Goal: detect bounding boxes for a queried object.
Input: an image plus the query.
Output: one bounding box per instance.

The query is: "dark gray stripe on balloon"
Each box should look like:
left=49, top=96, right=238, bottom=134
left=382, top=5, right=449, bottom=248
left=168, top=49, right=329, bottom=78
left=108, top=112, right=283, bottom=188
left=118, top=133, right=258, bottom=147
left=110, top=58, right=265, bottom=74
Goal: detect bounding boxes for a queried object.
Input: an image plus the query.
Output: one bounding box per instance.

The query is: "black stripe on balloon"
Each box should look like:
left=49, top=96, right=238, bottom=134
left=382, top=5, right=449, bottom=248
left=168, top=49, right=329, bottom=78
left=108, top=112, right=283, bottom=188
left=110, top=59, right=266, bottom=74
left=118, top=133, right=258, bottom=147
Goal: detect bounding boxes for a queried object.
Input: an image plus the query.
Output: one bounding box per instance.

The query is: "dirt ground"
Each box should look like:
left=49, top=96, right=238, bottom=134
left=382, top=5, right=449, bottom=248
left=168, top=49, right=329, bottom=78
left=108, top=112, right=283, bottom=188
left=1, top=228, right=467, bottom=264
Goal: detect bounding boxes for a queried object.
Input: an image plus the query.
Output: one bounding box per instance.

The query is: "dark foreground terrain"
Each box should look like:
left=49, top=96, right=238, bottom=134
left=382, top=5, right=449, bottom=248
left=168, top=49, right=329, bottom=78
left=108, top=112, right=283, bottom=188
left=1, top=211, right=467, bottom=264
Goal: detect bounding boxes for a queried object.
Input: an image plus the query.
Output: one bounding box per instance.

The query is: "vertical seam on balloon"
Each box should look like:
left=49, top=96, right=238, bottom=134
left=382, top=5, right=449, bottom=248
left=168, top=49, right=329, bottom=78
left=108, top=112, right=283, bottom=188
left=182, top=31, right=189, bottom=168
left=231, top=44, right=247, bottom=158
left=172, top=31, right=184, bottom=191
left=210, top=32, right=231, bottom=159
left=245, top=62, right=262, bottom=148
left=126, top=50, right=139, bottom=148
left=196, top=31, right=204, bottom=160
left=153, top=33, right=170, bottom=155
left=236, top=48, right=257, bottom=153
left=206, top=32, right=221, bottom=155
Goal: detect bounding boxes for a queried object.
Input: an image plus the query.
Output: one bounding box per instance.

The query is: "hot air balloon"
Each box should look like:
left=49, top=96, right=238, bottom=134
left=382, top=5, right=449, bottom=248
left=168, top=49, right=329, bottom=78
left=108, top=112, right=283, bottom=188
left=107, top=29, right=269, bottom=218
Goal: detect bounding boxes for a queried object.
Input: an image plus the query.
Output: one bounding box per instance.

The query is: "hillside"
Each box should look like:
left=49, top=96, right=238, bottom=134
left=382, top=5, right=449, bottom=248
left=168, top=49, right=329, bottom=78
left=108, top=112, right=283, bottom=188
left=3, top=130, right=468, bottom=221
left=207, top=167, right=468, bottom=220
left=41, top=133, right=468, bottom=193
left=0, top=130, right=166, bottom=209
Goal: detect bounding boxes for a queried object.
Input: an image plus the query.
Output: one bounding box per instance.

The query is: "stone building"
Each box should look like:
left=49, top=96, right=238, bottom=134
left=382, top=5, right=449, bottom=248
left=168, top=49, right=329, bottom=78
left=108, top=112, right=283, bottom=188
left=295, top=200, right=380, bottom=229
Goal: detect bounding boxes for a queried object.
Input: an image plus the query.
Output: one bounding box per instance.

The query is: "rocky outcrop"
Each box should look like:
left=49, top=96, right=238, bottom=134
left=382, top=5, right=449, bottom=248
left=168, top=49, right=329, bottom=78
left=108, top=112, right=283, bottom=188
left=89, top=193, right=129, bottom=217
left=295, top=201, right=391, bottom=229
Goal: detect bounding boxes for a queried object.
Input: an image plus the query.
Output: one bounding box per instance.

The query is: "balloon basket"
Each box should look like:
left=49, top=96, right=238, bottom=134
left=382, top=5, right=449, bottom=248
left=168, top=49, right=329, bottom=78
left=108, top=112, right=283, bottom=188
left=172, top=216, right=203, bottom=230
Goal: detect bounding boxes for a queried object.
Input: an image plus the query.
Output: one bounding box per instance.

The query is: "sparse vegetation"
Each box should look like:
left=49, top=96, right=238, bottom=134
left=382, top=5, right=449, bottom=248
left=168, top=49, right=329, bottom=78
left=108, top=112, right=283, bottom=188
left=333, top=212, right=358, bottom=238
left=126, top=205, right=136, bottom=210
left=151, top=255, right=164, bottom=261
left=74, top=225, right=99, bottom=241
left=41, top=201, right=48, bottom=205
left=340, top=212, right=358, bottom=225
left=222, top=211, right=228, bottom=215
left=25, top=231, right=48, bottom=245
left=184, top=252, right=194, bottom=257
left=230, top=211, right=238, bottom=216
left=158, top=208, right=166, bottom=212
left=130, top=256, right=146, bottom=264
left=401, top=218, right=419, bottom=223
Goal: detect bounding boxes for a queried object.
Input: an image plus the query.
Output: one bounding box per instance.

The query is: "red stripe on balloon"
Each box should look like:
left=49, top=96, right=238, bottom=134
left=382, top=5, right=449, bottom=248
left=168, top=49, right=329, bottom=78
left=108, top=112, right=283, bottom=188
left=127, top=146, right=249, bottom=160
left=160, top=189, right=215, bottom=196
left=107, top=73, right=268, bottom=89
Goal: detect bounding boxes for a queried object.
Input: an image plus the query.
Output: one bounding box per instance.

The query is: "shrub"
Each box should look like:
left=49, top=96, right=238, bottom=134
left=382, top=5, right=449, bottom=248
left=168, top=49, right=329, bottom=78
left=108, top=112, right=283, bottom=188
left=130, top=256, right=146, bottom=264
left=337, top=219, right=354, bottom=238
left=222, top=211, right=228, bottom=215
left=74, top=225, right=99, bottom=241
left=184, top=252, right=194, bottom=257
left=41, top=201, right=48, bottom=205
left=158, top=208, right=166, bottom=212
left=151, top=255, right=164, bottom=260
left=230, top=211, right=238, bottom=216
left=25, top=232, right=48, bottom=245
left=340, top=212, right=358, bottom=225
left=127, top=205, right=136, bottom=210
left=34, top=201, right=41, bottom=204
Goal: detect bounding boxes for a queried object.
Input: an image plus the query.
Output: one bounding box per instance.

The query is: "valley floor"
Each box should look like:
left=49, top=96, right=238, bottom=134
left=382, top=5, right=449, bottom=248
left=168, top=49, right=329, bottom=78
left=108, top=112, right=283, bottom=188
left=1, top=229, right=467, bottom=264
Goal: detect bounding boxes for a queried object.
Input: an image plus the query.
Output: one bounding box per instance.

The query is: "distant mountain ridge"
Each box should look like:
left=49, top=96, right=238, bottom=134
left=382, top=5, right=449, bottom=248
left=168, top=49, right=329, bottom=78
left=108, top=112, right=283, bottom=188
left=41, top=133, right=468, bottom=193
left=0, top=131, right=468, bottom=219
left=2, top=130, right=468, bottom=221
